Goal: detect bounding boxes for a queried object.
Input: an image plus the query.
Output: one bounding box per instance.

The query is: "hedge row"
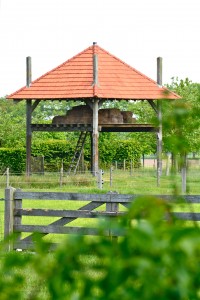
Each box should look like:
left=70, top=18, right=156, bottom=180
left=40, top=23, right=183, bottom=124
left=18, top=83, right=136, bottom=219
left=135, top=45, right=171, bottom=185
left=0, top=138, right=142, bottom=173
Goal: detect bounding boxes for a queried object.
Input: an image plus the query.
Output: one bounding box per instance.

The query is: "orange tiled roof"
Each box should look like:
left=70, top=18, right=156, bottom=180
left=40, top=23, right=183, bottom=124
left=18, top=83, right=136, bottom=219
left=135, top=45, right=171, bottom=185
left=7, top=44, right=179, bottom=100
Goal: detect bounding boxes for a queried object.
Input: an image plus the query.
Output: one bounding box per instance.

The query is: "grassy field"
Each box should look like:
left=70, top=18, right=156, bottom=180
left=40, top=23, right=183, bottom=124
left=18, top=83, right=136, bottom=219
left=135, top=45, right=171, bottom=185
left=1, top=168, right=200, bottom=243
left=1, top=167, right=200, bottom=194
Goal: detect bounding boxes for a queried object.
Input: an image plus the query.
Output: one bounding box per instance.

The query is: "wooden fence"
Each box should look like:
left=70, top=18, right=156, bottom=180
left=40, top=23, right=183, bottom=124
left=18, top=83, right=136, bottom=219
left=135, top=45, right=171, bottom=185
left=4, top=187, right=200, bottom=251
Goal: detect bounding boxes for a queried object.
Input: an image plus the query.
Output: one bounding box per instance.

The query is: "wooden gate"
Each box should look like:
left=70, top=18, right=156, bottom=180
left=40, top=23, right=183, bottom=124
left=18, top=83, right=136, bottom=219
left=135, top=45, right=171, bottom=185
left=4, top=187, right=133, bottom=250
left=4, top=187, right=200, bottom=251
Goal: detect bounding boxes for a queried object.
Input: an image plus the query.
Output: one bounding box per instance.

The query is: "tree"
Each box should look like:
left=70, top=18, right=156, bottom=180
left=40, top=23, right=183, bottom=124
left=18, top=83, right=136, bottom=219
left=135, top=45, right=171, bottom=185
left=163, top=78, right=200, bottom=155
left=0, top=98, right=26, bottom=147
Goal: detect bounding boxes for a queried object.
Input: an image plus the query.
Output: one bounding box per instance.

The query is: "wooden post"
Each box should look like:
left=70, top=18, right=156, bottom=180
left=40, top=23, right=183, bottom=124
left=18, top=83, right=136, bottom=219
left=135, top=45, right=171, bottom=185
left=157, top=57, right=163, bottom=187
left=106, top=192, right=119, bottom=240
left=97, top=169, right=103, bottom=189
left=142, top=154, right=145, bottom=168
left=166, top=152, right=171, bottom=176
left=92, top=99, right=99, bottom=176
left=26, top=56, right=32, bottom=176
left=60, top=160, right=63, bottom=187
left=181, top=153, right=187, bottom=193
left=6, top=168, right=9, bottom=187
left=123, top=159, right=126, bottom=171
left=14, top=189, right=22, bottom=249
left=91, top=43, right=99, bottom=176
left=26, top=56, right=32, bottom=87
left=110, top=166, right=113, bottom=187
left=4, top=187, right=15, bottom=251
left=93, top=42, right=98, bottom=86
left=130, top=160, right=133, bottom=176
left=26, top=100, right=32, bottom=176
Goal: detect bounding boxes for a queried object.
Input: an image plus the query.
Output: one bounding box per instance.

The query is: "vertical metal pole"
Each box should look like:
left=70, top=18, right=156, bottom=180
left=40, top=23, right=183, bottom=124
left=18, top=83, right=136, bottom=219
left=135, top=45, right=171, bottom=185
left=26, top=100, right=32, bottom=176
left=157, top=57, right=163, bottom=187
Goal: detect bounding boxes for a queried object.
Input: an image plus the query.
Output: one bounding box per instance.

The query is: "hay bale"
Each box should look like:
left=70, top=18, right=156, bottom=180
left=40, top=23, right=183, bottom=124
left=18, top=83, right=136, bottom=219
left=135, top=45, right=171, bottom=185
left=52, top=115, right=69, bottom=124
left=99, top=108, right=123, bottom=124
left=52, top=105, right=92, bottom=124
left=65, top=105, right=92, bottom=124
left=121, top=111, right=136, bottom=123
left=52, top=106, right=135, bottom=125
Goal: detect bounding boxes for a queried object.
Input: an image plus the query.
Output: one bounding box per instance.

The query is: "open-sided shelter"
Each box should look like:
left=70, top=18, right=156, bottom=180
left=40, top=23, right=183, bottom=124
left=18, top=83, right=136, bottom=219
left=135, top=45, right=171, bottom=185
left=7, top=42, right=179, bottom=175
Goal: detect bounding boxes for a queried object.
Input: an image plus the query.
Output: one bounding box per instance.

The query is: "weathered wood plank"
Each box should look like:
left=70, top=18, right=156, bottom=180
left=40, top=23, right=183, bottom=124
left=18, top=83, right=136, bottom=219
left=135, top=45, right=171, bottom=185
left=14, top=191, right=111, bottom=201
left=14, top=208, right=124, bottom=218
left=14, top=190, right=200, bottom=203
left=31, top=124, right=93, bottom=132
left=21, top=201, right=103, bottom=243
left=14, top=225, right=103, bottom=236
left=173, top=212, right=200, bottom=221
left=14, top=191, right=136, bottom=202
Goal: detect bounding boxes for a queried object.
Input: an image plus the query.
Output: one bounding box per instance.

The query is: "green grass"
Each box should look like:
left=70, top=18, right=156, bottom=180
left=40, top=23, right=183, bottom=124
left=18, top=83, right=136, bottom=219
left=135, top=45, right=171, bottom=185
left=1, top=168, right=200, bottom=243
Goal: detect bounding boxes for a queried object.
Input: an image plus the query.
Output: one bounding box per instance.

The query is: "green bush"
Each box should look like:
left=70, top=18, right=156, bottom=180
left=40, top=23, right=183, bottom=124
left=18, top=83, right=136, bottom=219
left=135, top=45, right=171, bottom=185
left=114, top=139, right=142, bottom=167
left=0, top=148, right=26, bottom=174
left=1, top=197, right=200, bottom=299
left=32, top=139, right=74, bottom=171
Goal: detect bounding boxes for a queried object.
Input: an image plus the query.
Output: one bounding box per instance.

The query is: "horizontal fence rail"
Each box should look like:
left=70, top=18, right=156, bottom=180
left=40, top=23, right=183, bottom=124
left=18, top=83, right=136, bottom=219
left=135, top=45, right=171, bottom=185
left=4, top=187, right=200, bottom=251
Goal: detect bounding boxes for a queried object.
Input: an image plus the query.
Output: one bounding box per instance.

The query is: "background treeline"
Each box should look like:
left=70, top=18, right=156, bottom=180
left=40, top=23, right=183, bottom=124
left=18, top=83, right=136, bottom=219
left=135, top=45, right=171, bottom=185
left=0, top=78, right=200, bottom=173
left=0, top=138, right=142, bottom=173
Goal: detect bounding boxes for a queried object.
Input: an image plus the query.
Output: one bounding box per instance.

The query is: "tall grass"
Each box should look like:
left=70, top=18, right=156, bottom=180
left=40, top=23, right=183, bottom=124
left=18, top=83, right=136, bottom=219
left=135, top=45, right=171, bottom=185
left=0, top=167, right=200, bottom=194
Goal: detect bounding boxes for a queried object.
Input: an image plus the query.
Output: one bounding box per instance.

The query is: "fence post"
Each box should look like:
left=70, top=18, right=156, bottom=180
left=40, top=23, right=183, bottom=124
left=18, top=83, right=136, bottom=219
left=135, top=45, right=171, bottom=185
left=166, top=152, right=171, bottom=176
left=106, top=192, right=119, bottom=240
left=4, top=187, right=15, bottom=251
left=97, top=169, right=104, bottom=189
left=14, top=189, right=22, bottom=249
left=181, top=154, right=187, bottom=194
left=130, top=160, right=133, bottom=176
left=60, top=160, right=63, bottom=187
left=110, top=166, right=113, bottom=187
left=123, top=159, right=126, bottom=171
left=6, top=168, right=9, bottom=187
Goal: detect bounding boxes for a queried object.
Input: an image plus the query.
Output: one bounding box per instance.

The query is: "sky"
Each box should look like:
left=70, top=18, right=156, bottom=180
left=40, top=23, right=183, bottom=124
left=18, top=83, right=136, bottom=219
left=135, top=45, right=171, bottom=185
left=0, top=0, right=200, bottom=97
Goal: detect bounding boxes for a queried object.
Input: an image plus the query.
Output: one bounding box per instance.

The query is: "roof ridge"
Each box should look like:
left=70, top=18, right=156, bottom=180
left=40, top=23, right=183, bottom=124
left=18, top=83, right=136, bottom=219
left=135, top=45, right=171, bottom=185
left=8, top=45, right=93, bottom=98
left=97, top=45, right=176, bottom=97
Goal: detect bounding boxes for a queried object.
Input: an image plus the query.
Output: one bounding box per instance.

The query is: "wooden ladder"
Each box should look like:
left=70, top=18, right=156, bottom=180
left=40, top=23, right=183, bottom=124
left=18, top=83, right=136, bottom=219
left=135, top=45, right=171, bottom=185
left=68, top=131, right=88, bottom=174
